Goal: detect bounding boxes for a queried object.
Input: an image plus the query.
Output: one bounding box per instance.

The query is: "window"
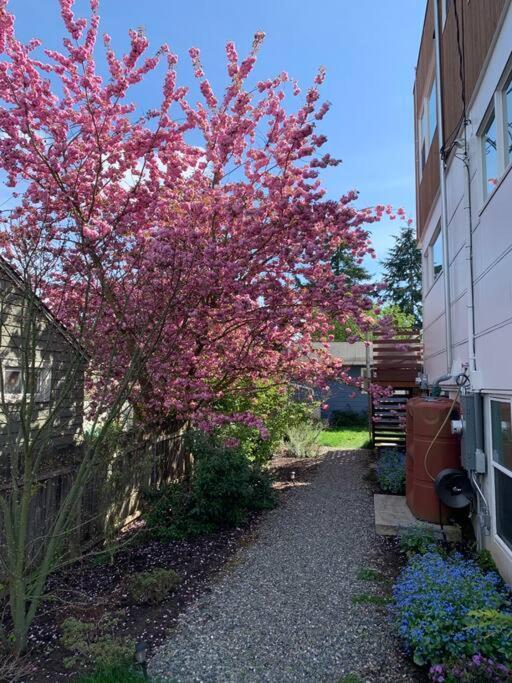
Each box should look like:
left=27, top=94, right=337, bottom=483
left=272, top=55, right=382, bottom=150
left=490, top=400, right=512, bottom=552
left=428, top=79, right=437, bottom=146
left=503, top=70, right=512, bottom=167
left=479, top=59, right=512, bottom=204
left=419, top=108, right=427, bottom=171
left=418, top=78, right=437, bottom=174
left=430, top=224, right=443, bottom=282
left=482, top=109, right=498, bottom=199
left=1, top=366, right=51, bottom=403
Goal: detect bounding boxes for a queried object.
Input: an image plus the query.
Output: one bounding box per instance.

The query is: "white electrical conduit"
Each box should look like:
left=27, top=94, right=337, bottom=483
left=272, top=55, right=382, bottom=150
left=433, top=0, right=454, bottom=373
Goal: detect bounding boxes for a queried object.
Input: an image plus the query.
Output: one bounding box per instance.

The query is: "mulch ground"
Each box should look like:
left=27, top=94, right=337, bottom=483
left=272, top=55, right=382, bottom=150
left=4, top=454, right=323, bottom=682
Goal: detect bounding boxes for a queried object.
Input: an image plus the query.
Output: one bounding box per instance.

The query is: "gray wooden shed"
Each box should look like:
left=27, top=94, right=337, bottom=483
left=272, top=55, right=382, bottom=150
left=0, top=257, right=85, bottom=470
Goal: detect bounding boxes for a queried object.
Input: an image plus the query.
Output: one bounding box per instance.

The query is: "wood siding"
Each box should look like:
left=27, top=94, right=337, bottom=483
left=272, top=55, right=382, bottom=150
left=0, top=267, right=84, bottom=472
left=415, top=0, right=438, bottom=239
left=414, top=0, right=507, bottom=238
left=442, top=0, right=507, bottom=150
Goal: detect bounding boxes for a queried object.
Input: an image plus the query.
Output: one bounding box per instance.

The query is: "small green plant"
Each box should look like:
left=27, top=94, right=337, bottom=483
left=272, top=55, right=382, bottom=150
left=338, top=675, right=361, bottom=683
left=78, top=665, right=150, bottom=682
left=127, top=568, right=181, bottom=605
left=399, top=526, right=438, bottom=557
left=356, top=567, right=386, bottom=582
left=464, top=609, right=512, bottom=664
left=60, top=614, right=134, bottom=671
left=285, top=420, right=321, bottom=458
left=351, top=593, right=390, bottom=606
left=475, top=549, right=499, bottom=575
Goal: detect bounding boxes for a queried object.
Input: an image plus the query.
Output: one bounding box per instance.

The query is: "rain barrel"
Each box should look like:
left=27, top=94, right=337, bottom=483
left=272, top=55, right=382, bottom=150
left=406, top=396, right=461, bottom=523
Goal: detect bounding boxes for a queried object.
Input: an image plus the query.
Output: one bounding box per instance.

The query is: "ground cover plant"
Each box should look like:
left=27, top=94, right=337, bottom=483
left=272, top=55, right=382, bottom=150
left=398, top=526, right=438, bottom=558
left=392, top=551, right=511, bottom=671
left=429, top=654, right=510, bottom=682
left=127, top=568, right=181, bottom=605
left=60, top=613, right=134, bottom=672
left=78, top=665, right=159, bottom=682
left=376, top=448, right=406, bottom=494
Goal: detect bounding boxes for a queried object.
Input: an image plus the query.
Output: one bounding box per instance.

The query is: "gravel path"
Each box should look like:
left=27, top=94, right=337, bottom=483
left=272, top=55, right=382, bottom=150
left=150, top=450, right=422, bottom=682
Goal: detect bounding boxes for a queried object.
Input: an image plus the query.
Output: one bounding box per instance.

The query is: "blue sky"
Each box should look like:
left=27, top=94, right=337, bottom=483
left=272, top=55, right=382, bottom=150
left=6, top=0, right=425, bottom=277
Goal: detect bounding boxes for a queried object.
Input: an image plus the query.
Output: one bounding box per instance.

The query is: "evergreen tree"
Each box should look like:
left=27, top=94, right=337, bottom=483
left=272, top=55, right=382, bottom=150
left=381, top=225, right=422, bottom=326
left=331, top=245, right=369, bottom=285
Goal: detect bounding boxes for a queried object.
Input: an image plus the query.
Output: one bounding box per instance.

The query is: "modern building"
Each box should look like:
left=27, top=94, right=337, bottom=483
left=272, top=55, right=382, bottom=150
left=414, top=0, right=512, bottom=580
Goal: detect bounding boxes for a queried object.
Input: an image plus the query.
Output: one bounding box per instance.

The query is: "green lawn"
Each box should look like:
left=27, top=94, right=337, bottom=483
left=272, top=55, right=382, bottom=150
left=318, top=425, right=371, bottom=450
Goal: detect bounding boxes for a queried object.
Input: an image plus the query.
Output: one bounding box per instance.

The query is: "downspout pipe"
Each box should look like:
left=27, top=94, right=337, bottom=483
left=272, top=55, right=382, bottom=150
left=433, top=0, right=454, bottom=373
left=461, top=124, right=477, bottom=374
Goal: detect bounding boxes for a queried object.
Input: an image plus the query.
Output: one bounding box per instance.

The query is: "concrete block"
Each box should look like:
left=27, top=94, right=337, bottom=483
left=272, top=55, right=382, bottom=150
left=374, top=493, right=461, bottom=541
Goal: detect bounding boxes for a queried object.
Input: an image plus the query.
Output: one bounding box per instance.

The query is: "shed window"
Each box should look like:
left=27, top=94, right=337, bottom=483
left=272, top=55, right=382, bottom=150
left=2, top=366, right=51, bottom=402
left=5, top=368, right=22, bottom=394
left=491, top=399, right=512, bottom=552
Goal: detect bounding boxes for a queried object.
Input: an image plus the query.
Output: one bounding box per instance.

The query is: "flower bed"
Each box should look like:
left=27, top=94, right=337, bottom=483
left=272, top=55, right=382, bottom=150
left=391, top=550, right=512, bottom=681
left=376, top=448, right=405, bottom=494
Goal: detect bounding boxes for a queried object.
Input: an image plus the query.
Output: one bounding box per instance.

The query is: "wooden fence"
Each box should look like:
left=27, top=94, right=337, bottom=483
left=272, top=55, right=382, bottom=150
left=370, top=330, right=423, bottom=448
left=0, top=432, right=189, bottom=563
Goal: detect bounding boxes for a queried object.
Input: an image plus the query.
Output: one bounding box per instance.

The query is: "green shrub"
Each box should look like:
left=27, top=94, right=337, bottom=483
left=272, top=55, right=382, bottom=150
left=329, top=410, right=367, bottom=428
left=127, top=568, right=181, bottom=605
left=77, top=665, right=150, bottom=682
left=285, top=421, right=321, bottom=458
left=399, top=526, right=439, bottom=557
left=142, top=438, right=276, bottom=539
left=142, top=479, right=214, bottom=541
left=214, top=383, right=318, bottom=464
left=60, top=615, right=134, bottom=671
left=191, top=443, right=275, bottom=524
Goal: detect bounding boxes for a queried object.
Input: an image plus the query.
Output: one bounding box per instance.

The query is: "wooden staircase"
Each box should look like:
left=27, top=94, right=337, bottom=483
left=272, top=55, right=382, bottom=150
left=370, top=330, right=423, bottom=448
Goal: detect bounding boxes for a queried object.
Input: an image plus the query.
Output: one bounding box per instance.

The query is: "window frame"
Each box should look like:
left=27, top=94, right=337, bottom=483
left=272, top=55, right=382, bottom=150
left=417, top=76, right=437, bottom=178
left=1, top=365, right=52, bottom=403
left=501, top=65, right=512, bottom=171
left=480, top=104, right=499, bottom=201
left=429, top=222, right=443, bottom=286
left=488, top=396, right=512, bottom=558
left=479, top=56, right=512, bottom=208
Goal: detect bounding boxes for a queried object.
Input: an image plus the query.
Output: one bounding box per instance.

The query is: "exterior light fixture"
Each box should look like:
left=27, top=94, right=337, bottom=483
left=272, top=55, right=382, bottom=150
left=290, top=470, right=296, bottom=483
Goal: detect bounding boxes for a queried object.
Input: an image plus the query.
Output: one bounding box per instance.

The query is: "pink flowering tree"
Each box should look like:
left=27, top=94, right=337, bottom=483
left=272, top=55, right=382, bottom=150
left=0, top=0, right=395, bottom=651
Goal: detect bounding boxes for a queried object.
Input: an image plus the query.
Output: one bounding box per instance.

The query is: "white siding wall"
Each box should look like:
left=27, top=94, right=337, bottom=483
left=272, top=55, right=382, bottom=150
left=419, top=3, right=512, bottom=582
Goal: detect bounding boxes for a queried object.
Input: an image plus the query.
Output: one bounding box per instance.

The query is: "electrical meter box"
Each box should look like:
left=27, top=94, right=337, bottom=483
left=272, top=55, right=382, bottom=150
left=460, top=393, right=485, bottom=473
